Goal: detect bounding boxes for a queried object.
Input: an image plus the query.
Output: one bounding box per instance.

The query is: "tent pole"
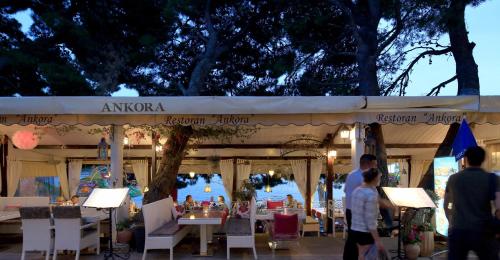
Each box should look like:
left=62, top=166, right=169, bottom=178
left=0, top=135, right=7, bottom=196
left=150, top=131, right=157, bottom=184
left=306, top=157, right=311, bottom=216
left=326, top=155, right=334, bottom=234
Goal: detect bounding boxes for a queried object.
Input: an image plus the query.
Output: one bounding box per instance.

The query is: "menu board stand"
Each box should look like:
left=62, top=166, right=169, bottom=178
left=83, top=188, right=129, bottom=260
left=382, top=187, right=436, bottom=260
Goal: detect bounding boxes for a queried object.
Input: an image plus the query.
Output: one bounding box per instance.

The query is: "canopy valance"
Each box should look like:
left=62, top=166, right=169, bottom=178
left=1, top=96, right=500, bottom=126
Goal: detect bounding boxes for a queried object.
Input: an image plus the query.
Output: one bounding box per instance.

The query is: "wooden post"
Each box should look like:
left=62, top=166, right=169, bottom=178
left=0, top=135, right=7, bottom=196
left=326, top=155, right=334, bottom=234
left=407, top=158, right=412, bottom=187
left=306, top=157, right=312, bottom=216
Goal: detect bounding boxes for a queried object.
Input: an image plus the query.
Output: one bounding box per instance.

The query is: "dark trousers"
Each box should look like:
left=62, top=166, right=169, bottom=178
left=380, top=207, right=394, bottom=229
left=448, top=229, right=499, bottom=260
left=343, top=209, right=358, bottom=260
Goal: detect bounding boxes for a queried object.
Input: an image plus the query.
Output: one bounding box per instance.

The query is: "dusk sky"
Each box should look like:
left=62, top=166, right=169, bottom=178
left=13, top=1, right=500, bottom=97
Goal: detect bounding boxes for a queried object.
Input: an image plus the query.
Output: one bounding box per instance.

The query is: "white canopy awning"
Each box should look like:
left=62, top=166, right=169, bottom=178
left=0, top=95, right=499, bottom=126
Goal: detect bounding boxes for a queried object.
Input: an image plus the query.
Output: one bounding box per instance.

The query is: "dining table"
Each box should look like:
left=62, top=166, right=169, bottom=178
left=178, top=210, right=224, bottom=256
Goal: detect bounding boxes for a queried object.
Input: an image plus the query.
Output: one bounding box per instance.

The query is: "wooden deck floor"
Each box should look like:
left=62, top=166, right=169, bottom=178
left=0, top=233, right=450, bottom=260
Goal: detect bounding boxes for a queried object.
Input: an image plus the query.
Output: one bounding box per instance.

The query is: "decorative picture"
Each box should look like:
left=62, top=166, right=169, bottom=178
left=434, top=157, right=459, bottom=236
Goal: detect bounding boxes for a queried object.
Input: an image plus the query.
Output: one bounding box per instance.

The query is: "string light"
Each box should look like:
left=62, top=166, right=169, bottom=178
left=204, top=183, right=212, bottom=193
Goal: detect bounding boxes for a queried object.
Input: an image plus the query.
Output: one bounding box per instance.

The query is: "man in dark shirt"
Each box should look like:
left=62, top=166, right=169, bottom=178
left=444, top=146, right=500, bottom=260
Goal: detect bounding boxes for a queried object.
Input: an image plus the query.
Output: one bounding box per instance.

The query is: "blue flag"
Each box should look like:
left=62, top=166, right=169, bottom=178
left=452, top=119, right=478, bottom=161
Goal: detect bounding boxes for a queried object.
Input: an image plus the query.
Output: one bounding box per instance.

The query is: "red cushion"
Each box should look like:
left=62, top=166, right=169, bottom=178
left=237, top=201, right=250, bottom=218
left=220, top=210, right=229, bottom=227
left=267, top=200, right=283, bottom=209
left=273, top=213, right=298, bottom=236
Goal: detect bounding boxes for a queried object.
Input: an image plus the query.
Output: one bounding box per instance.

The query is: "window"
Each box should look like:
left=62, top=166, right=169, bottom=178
left=251, top=174, right=304, bottom=204
left=16, top=177, right=61, bottom=203
left=388, top=162, right=401, bottom=186
left=311, top=174, right=345, bottom=209
left=177, top=174, right=228, bottom=204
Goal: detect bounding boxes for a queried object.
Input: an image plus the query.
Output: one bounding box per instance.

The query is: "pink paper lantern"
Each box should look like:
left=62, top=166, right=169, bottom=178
left=12, top=130, right=39, bottom=150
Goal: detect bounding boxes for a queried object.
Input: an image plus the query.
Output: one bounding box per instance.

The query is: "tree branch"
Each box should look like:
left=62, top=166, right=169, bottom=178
left=426, top=75, right=457, bottom=96
left=331, top=0, right=361, bottom=43
left=377, top=0, right=402, bottom=55
left=204, top=0, right=214, bottom=35
left=383, top=46, right=452, bottom=95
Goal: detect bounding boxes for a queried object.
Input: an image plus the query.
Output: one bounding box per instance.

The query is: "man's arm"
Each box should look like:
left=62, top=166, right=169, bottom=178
left=379, top=198, right=393, bottom=209
left=444, top=187, right=453, bottom=221
left=495, top=191, right=500, bottom=219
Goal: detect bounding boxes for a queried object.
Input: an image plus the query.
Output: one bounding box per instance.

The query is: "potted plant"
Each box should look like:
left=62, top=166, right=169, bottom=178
left=420, top=222, right=435, bottom=257
left=403, top=225, right=423, bottom=260
left=233, top=179, right=256, bottom=202
left=116, top=219, right=133, bottom=244
left=400, top=190, right=438, bottom=257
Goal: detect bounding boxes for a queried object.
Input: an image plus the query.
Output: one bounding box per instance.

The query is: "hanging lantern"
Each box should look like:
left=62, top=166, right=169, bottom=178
left=97, top=137, right=108, bottom=160
left=268, top=170, right=274, bottom=177
left=327, top=150, right=337, bottom=159
left=189, top=171, right=196, bottom=178
left=12, top=130, right=39, bottom=150
left=265, top=185, right=272, bottom=193
left=340, top=126, right=350, bottom=139
left=204, top=183, right=212, bottom=193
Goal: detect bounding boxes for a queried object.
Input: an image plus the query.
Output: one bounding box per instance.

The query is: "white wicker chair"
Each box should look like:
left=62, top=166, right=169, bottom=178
left=20, top=207, right=53, bottom=260
left=52, top=206, right=100, bottom=260
left=226, top=197, right=258, bottom=259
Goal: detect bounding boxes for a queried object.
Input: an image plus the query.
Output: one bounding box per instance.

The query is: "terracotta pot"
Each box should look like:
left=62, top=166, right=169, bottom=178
left=420, top=231, right=435, bottom=257
left=117, top=230, right=133, bottom=244
left=404, top=243, right=420, bottom=260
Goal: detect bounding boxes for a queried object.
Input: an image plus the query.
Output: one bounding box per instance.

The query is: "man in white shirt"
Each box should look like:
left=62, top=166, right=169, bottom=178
left=343, top=154, right=377, bottom=260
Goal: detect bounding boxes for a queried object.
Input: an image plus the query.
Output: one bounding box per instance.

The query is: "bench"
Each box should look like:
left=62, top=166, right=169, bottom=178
left=142, top=196, right=190, bottom=260
left=0, top=197, right=50, bottom=234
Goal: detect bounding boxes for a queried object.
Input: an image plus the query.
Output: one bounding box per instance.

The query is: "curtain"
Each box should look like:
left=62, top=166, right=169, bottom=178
left=310, top=159, right=324, bottom=202
left=236, top=159, right=252, bottom=188
left=398, top=160, right=409, bottom=188
left=68, top=160, right=83, bottom=196
left=219, top=159, right=234, bottom=202
left=56, top=162, right=69, bottom=199
left=19, top=161, right=57, bottom=178
left=132, top=160, right=148, bottom=189
left=290, top=160, right=307, bottom=201
left=156, top=159, right=162, bottom=172
left=410, top=160, right=433, bottom=187
left=7, top=159, right=22, bottom=196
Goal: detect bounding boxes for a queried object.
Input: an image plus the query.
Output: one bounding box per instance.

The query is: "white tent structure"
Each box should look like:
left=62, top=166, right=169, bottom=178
left=1, top=95, right=500, bottom=214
